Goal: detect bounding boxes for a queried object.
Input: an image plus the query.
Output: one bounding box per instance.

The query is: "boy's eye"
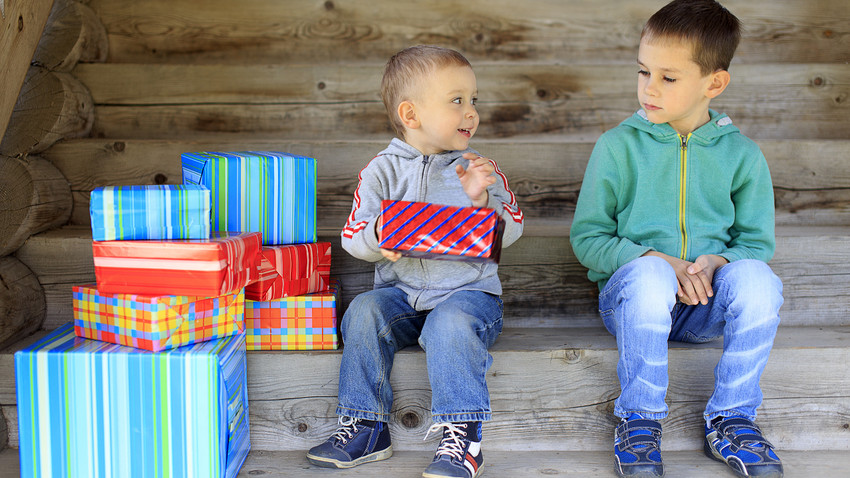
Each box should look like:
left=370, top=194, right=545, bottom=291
left=452, top=98, right=462, bottom=104
left=471, top=97, right=478, bottom=106
left=638, top=69, right=649, bottom=76
left=663, top=76, right=676, bottom=83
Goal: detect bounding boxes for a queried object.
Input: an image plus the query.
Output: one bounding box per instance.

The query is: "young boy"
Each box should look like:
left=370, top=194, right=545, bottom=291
left=306, top=45, right=524, bottom=478
left=570, top=1, right=784, bottom=477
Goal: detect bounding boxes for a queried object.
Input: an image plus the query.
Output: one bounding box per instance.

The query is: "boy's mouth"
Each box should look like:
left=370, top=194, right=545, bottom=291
left=458, top=128, right=472, bottom=138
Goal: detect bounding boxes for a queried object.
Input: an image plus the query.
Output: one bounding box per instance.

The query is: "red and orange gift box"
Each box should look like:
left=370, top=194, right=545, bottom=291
left=92, top=231, right=262, bottom=297
left=245, top=242, right=332, bottom=301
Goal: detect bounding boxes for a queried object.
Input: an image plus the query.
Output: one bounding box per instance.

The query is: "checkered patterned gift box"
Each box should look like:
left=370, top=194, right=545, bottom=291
left=245, top=278, right=340, bottom=350
left=379, top=200, right=505, bottom=263
left=73, top=284, right=244, bottom=352
left=245, top=242, right=331, bottom=301
left=90, top=185, right=211, bottom=241
left=15, top=324, right=250, bottom=478
left=181, top=151, right=317, bottom=245
left=93, top=231, right=262, bottom=297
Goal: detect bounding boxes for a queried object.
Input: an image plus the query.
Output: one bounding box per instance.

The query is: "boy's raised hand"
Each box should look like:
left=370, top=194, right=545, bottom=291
left=457, top=152, right=497, bottom=208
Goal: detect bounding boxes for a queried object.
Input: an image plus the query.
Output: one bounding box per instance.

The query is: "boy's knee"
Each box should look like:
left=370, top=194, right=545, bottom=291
left=611, top=255, right=678, bottom=298
left=720, top=260, right=782, bottom=296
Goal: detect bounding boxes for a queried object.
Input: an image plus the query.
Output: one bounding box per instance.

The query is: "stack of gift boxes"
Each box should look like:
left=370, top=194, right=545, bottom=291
left=14, top=151, right=339, bottom=478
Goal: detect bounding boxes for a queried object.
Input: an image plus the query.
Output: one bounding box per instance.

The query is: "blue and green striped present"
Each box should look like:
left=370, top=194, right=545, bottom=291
left=15, top=323, right=250, bottom=478
left=181, top=151, right=317, bottom=245
left=90, top=185, right=211, bottom=241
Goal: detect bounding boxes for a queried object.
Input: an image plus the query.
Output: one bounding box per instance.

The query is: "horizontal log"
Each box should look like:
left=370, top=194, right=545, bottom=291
left=0, top=67, right=94, bottom=155
left=13, top=225, right=850, bottom=330
left=0, top=155, right=71, bottom=256
left=0, top=257, right=44, bottom=350
left=33, top=0, right=108, bottom=71
left=0, top=0, right=54, bottom=140
left=87, top=0, right=850, bottom=64
left=39, top=139, right=850, bottom=227
left=73, top=63, right=850, bottom=140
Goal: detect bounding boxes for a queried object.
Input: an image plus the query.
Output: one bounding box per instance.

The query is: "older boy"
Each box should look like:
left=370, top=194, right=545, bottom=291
left=570, top=1, right=784, bottom=477
left=306, top=45, right=523, bottom=478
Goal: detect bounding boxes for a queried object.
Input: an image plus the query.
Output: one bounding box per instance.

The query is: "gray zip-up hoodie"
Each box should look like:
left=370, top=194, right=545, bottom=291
left=342, top=138, right=524, bottom=310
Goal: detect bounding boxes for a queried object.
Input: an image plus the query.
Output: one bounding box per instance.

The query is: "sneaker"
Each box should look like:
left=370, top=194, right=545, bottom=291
left=613, top=413, right=664, bottom=477
left=422, top=422, right=484, bottom=478
left=306, top=416, right=393, bottom=468
left=704, top=416, right=783, bottom=477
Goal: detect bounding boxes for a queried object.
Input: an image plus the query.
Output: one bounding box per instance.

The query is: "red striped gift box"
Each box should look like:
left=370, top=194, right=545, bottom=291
left=379, top=200, right=505, bottom=263
left=93, top=232, right=262, bottom=297
left=245, top=242, right=331, bottom=301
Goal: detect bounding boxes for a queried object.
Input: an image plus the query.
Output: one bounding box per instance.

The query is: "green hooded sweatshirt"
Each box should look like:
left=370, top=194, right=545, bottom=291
left=570, top=109, right=776, bottom=290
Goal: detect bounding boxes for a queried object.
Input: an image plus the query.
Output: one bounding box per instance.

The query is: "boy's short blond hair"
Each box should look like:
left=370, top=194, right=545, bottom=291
left=381, top=45, right=472, bottom=139
left=642, top=0, right=741, bottom=76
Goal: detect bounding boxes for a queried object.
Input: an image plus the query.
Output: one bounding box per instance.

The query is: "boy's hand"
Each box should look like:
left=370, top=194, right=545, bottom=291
left=375, top=213, right=403, bottom=262
left=644, top=251, right=725, bottom=306
left=457, top=152, right=497, bottom=208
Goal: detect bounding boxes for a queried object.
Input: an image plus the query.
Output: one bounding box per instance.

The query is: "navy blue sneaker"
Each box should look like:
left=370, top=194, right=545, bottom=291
left=306, top=416, right=393, bottom=468
left=613, top=413, right=664, bottom=477
left=704, top=416, right=783, bottom=477
left=422, top=422, right=483, bottom=478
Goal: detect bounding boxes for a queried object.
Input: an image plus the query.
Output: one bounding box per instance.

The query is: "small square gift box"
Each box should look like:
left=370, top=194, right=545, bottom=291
left=378, top=200, right=505, bottom=263
left=89, top=184, right=211, bottom=241
left=244, top=278, right=340, bottom=350
left=15, top=324, right=250, bottom=478
left=73, top=284, right=244, bottom=352
left=245, top=242, right=332, bottom=301
left=92, top=231, right=262, bottom=297
left=181, top=151, right=317, bottom=245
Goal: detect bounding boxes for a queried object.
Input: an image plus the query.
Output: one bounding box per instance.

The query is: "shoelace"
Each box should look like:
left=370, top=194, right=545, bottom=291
left=424, top=422, right=468, bottom=461
left=331, top=416, right=360, bottom=445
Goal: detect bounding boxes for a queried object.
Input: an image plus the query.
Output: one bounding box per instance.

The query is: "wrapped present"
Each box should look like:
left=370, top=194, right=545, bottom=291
left=93, top=231, right=262, bottom=297
left=181, top=151, right=317, bottom=245
left=379, top=200, right=505, bottom=263
left=15, top=323, right=250, bottom=478
left=90, top=185, right=211, bottom=241
left=73, top=284, right=244, bottom=352
left=245, top=278, right=340, bottom=350
left=245, top=242, right=331, bottom=301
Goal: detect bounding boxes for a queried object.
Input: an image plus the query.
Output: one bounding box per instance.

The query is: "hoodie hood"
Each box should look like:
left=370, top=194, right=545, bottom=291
left=623, top=109, right=740, bottom=144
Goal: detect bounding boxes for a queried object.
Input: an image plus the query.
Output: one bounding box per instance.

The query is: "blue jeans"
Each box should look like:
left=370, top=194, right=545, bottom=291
left=336, top=287, right=503, bottom=423
left=599, top=256, right=783, bottom=422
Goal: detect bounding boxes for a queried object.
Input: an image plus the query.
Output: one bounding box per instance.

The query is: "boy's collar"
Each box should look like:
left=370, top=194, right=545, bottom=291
left=633, top=109, right=736, bottom=139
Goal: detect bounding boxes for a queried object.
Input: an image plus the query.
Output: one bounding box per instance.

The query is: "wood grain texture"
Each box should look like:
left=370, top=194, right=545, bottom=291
left=0, top=155, right=71, bottom=256
left=86, top=0, right=850, bottom=64
left=0, top=326, right=847, bottom=452
left=0, top=0, right=54, bottom=141
left=13, top=225, right=850, bottom=330
left=72, top=63, right=850, bottom=140
left=0, top=257, right=44, bottom=350
left=0, top=67, right=94, bottom=155
left=33, top=0, right=108, bottom=71
left=38, top=139, right=850, bottom=227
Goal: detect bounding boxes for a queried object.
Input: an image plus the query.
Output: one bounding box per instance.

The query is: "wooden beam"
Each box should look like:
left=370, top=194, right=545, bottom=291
left=0, top=257, right=44, bottom=350
left=33, top=0, right=108, bottom=71
left=87, top=0, right=850, bottom=64
left=0, top=0, right=54, bottom=143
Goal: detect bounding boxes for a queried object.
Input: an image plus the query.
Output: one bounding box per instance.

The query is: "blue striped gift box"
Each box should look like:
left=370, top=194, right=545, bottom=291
left=15, top=323, right=250, bottom=478
left=90, top=185, right=211, bottom=241
left=181, top=151, right=317, bottom=245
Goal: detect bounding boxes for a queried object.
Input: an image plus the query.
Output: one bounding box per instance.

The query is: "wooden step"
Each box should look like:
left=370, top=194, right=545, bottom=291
left=0, top=448, right=849, bottom=478
left=13, top=224, right=850, bottom=330
left=71, top=63, right=849, bottom=140
left=41, top=138, right=850, bottom=228
left=1, top=326, right=848, bottom=453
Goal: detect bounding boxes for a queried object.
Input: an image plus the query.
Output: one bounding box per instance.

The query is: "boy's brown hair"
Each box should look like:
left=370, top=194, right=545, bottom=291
left=641, top=0, right=741, bottom=75
left=381, top=45, right=472, bottom=139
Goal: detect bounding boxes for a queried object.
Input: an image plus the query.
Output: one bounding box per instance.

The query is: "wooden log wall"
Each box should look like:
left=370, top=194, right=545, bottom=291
left=0, top=0, right=107, bottom=349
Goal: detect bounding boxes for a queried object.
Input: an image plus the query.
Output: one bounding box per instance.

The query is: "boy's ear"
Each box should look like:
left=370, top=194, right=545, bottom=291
left=397, top=100, right=420, bottom=130
left=705, top=69, right=731, bottom=99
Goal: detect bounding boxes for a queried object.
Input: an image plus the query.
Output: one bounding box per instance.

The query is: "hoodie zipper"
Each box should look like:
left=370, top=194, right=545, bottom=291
left=678, top=133, right=691, bottom=260
left=415, top=154, right=431, bottom=305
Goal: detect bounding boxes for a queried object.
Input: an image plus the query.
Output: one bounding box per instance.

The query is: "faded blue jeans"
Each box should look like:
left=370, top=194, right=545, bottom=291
left=336, top=287, right=503, bottom=424
left=599, top=256, right=783, bottom=422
